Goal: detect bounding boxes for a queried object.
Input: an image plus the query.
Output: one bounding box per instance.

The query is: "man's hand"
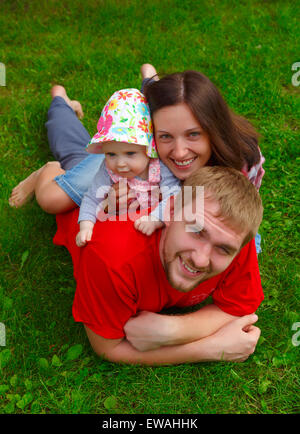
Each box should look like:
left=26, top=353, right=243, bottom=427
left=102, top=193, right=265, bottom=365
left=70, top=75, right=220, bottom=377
left=207, top=314, right=261, bottom=362
left=104, top=181, right=138, bottom=215
left=124, top=311, right=173, bottom=351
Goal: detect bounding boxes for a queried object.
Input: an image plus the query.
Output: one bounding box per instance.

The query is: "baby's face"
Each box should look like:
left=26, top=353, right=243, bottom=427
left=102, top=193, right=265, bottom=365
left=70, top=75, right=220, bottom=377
left=102, top=141, right=150, bottom=180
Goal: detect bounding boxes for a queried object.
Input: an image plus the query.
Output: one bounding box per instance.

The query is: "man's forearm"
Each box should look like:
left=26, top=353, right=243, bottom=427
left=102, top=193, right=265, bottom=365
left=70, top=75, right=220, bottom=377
left=165, top=304, right=237, bottom=346
left=85, top=324, right=214, bottom=365
left=107, top=336, right=215, bottom=365
left=124, top=304, right=237, bottom=351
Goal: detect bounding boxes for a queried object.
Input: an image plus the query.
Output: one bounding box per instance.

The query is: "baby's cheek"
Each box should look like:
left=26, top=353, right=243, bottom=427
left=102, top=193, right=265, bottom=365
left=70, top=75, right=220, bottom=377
left=105, top=159, right=114, bottom=172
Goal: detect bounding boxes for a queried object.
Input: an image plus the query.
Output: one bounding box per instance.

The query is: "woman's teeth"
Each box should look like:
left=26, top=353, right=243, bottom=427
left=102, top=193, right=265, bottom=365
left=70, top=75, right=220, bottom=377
left=173, top=158, right=196, bottom=166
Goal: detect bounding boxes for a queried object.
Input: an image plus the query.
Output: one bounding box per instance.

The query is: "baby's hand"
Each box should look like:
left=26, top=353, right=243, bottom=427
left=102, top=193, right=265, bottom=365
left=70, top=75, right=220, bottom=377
left=134, top=215, right=164, bottom=236
left=76, top=221, right=94, bottom=247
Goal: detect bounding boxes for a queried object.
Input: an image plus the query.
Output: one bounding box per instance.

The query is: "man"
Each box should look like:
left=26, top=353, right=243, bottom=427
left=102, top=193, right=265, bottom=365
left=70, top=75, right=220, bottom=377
left=54, top=166, right=264, bottom=365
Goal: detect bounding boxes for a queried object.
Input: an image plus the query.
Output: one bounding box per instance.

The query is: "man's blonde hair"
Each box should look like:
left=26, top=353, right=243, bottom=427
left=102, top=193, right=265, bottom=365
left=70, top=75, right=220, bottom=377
left=180, top=166, right=263, bottom=247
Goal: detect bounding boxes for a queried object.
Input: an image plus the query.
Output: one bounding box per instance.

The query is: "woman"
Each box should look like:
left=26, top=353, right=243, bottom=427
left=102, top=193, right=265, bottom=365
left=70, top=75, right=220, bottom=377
left=9, top=64, right=264, bottom=235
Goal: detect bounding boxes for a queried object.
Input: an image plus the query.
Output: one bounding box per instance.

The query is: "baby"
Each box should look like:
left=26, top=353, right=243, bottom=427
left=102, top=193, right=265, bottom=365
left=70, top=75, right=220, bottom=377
left=76, top=88, right=181, bottom=247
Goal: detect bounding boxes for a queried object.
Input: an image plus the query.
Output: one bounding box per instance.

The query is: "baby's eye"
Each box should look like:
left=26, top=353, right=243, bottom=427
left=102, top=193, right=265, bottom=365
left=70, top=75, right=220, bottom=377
left=126, top=152, right=136, bottom=156
left=106, top=152, right=116, bottom=157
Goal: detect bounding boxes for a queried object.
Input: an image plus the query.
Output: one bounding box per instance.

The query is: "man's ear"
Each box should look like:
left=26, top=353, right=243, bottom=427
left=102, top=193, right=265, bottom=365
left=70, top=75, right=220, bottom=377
left=163, top=195, right=175, bottom=226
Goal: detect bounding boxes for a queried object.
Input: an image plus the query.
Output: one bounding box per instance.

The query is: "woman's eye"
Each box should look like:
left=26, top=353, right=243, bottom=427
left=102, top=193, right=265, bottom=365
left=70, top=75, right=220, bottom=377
left=189, top=131, right=201, bottom=137
left=106, top=153, right=116, bottom=157
left=158, top=134, right=171, bottom=140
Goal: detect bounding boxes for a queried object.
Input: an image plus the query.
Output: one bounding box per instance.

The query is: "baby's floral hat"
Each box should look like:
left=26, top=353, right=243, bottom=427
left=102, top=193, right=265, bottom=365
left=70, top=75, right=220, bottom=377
left=87, top=89, right=158, bottom=158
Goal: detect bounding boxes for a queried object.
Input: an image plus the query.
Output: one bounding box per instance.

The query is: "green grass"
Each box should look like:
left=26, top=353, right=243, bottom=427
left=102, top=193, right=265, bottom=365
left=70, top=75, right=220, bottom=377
left=0, top=0, right=299, bottom=414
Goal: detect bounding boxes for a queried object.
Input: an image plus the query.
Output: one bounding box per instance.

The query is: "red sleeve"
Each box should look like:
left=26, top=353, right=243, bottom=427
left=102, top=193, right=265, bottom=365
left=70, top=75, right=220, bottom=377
left=212, top=239, right=264, bottom=316
left=72, top=243, right=138, bottom=339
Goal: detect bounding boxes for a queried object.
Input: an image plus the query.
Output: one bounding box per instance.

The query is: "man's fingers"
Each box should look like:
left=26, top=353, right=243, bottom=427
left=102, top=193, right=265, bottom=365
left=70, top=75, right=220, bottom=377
left=110, top=182, right=127, bottom=198
left=127, top=190, right=137, bottom=199
left=128, top=199, right=140, bottom=210
left=112, top=183, right=135, bottom=198
left=118, top=193, right=137, bottom=208
left=238, top=314, right=258, bottom=329
left=247, top=325, right=261, bottom=340
left=101, top=198, right=108, bottom=209
left=118, top=196, right=129, bottom=206
left=114, top=180, right=128, bottom=196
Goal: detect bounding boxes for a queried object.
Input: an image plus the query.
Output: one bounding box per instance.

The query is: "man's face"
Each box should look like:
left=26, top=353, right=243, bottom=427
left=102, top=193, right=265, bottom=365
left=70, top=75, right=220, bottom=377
left=160, top=196, right=247, bottom=292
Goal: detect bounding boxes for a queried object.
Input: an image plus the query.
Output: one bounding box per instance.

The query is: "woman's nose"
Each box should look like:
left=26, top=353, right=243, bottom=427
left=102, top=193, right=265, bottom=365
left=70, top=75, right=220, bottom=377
left=172, top=138, right=189, bottom=159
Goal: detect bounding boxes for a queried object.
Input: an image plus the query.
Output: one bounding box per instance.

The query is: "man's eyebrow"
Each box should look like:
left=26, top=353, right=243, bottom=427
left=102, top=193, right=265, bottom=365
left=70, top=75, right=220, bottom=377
left=186, top=222, right=207, bottom=234
left=188, top=221, right=239, bottom=252
left=217, top=243, right=238, bottom=253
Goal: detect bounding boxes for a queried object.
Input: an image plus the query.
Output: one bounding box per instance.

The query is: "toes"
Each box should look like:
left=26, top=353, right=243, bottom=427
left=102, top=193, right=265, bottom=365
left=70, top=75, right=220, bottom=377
left=76, top=110, right=84, bottom=120
left=9, top=197, right=18, bottom=207
left=11, top=185, right=20, bottom=194
left=71, top=101, right=84, bottom=119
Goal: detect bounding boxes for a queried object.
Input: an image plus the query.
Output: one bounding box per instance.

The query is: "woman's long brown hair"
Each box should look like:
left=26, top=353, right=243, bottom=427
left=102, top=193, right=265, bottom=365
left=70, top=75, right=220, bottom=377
left=144, top=71, right=260, bottom=170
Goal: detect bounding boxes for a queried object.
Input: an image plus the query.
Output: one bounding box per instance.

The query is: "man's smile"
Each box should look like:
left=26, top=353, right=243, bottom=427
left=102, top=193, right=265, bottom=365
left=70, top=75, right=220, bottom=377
left=179, top=256, right=208, bottom=277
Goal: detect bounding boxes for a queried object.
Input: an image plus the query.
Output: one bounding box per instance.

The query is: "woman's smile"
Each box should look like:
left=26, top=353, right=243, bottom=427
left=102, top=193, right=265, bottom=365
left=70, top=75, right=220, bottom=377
left=171, top=157, right=197, bottom=168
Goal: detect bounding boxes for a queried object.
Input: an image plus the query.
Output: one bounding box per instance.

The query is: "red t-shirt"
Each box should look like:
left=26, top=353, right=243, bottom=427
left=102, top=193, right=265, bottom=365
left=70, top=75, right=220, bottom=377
left=53, top=208, right=264, bottom=339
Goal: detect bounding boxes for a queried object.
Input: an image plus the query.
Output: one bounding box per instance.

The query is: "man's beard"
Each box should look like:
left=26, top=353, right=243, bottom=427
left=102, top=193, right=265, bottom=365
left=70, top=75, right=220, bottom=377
left=163, top=253, right=209, bottom=293
left=161, top=225, right=211, bottom=293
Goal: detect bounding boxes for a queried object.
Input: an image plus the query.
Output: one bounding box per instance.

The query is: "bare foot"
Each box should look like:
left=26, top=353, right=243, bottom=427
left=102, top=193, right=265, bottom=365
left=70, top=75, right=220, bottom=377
left=9, top=162, right=61, bottom=208
left=51, top=85, right=84, bottom=119
left=69, top=100, right=84, bottom=119
left=141, top=64, right=159, bottom=81
left=9, top=169, right=41, bottom=207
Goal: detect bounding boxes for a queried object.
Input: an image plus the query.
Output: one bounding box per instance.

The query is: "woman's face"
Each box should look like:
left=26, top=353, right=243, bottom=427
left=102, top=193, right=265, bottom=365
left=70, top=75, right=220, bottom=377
left=153, top=103, right=212, bottom=180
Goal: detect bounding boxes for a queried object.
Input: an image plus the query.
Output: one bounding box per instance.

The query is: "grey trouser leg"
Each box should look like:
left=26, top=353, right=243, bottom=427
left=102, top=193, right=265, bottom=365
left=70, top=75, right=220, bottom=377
left=45, top=97, right=91, bottom=170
